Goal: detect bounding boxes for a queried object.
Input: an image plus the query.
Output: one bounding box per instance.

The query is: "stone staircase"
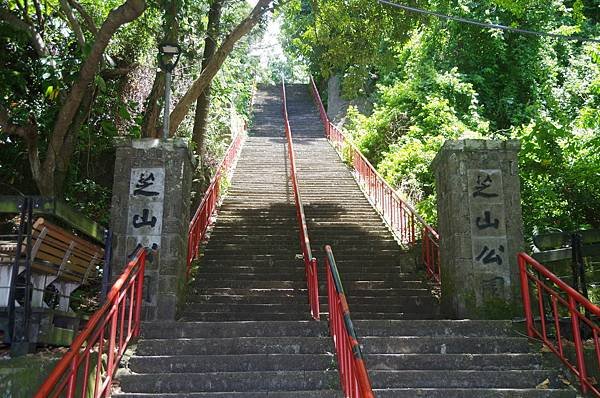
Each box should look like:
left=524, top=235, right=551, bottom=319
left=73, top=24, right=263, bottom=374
left=285, top=83, right=578, bottom=397
left=113, top=83, right=577, bottom=397
left=114, top=85, right=341, bottom=397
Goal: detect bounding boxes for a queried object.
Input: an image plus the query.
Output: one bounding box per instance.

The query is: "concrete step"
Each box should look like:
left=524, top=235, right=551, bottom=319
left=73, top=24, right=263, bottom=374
left=128, top=353, right=336, bottom=373
left=368, top=370, right=565, bottom=389
left=354, top=320, right=515, bottom=337
left=179, top=312, right=314, bottom=321
left=139, top=321, right=327, bottom=339
left=364, top=353, right=542, bottom=370
left=114, top=392, right=343, bottom=398
left=360, top=336, right=530, bottom=354
left=118, top=371, right=340, bottom=393
left=136, top=337, right=334, bottom=356
left=372, top=389, right=576, bottom=398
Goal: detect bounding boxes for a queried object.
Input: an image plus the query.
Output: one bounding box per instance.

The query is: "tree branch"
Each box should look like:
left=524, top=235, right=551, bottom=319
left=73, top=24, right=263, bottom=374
left=0, top=9, right=49, bottom=57
left=66, top=0, right=98, bottom=35
left=32, top=0, right=44, bottom=32
left=168, top=0, right=272, bottom=135
left=45, top=0, right=146, bottom=176
left=0, top=105, right=43, bottom=186
left=59, top=0, right=86, bottom=48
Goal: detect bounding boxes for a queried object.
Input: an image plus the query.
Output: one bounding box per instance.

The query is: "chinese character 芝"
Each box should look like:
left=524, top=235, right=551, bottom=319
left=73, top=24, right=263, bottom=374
left=473, top=173, right=499, bottom=198
left=475, top=245, right=504, bottom=265
left=132, top=208, right=157, bottom=228
left=134, top=172, right=159, bottom=196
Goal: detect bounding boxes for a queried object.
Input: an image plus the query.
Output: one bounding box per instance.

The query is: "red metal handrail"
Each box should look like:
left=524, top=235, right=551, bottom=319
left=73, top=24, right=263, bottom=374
left=281, top=77, right=320, bottom=320
left=187, top=129, right=246, bottom=278
left=519, top=252, right=600, bottom=396
left=35, top=247, right=147, bottom=398
left=324, top=245, right=374, bottom=398
left=309, top=76, right=441, bottom=283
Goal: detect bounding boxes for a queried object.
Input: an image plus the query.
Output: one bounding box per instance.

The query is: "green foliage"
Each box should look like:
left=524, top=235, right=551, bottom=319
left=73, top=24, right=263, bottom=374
left=286, top=0, right=600, bottom=237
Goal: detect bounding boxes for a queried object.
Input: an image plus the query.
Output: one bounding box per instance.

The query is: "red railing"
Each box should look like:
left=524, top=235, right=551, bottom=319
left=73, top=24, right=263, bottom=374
left=324, top=245, right=374, bottom=398
left=281, top=77, right=320, bottom=320
left=35, top=247, right=147, bottom=398
left=187, top=129, right=246, bottom=277
left=309, top=76, right=441, bottom=283
left=519, top=252, right=600, bottom=396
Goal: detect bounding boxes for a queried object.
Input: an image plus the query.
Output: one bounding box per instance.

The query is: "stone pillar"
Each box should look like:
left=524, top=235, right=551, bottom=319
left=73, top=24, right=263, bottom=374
left=109, top=138, right=193, bottom=320
left=432, top=139, right=524, bottom=319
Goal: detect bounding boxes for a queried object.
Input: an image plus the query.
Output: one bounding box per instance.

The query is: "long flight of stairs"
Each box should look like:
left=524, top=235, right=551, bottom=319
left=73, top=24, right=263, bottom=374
left=115, top=85, right=341, bottom=397
left=285, top=83, right=578, bottom=397
left=114, top=83, right=577, bottom=397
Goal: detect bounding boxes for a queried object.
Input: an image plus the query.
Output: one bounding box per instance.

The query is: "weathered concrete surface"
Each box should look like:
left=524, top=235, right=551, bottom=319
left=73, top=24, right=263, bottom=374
left=326, top=75, right=372, bottom=124
left=432, top=139, right=524, bottom=319
left=109, top=138, right=193, bottom=321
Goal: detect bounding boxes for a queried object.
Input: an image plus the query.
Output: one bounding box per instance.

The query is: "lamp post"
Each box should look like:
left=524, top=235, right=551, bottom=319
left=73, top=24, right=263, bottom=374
left=158, top=43, right=181, bottom=140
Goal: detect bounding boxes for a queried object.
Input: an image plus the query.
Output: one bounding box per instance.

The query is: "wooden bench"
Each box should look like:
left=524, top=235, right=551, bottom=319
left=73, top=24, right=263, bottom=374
left=0, top=218, right=104, bottom=312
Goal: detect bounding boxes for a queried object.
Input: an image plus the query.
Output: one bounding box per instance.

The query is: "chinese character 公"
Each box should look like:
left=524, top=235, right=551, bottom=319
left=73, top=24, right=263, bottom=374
left=475, top=245, right=505, bottom=265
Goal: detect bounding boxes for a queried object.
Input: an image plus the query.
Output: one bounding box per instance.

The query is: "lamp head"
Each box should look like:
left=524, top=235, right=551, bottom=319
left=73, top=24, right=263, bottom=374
left=158, top=42, right=182, bottom=72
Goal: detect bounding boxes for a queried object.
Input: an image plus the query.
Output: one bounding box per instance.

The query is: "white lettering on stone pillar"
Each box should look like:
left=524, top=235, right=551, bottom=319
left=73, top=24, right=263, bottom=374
left=127, top=167, right=165, bottom=248
left=467, top=169, right=509, bottom=301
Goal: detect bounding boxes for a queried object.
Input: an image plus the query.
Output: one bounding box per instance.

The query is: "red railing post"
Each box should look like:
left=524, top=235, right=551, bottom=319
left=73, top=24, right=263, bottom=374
left=35, top=248, right=148, bottom=398
left=518, top=254, right=535, bottom=338
left=569, top=295, right=589, bottom=393
left=309, top=75, right=441, bottom=284
left=282, top=77, right=320, bottom=320
left=517, top=252, right=600, bottom=396
left=187, top=129, right=246, bottom=277
left=324, top=245, right=374, bottom=398
left=134, top=255, right=145, bottom=337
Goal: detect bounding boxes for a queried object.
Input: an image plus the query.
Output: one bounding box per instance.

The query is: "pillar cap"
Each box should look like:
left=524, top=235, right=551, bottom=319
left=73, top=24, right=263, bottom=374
left=431, top=139, right=520, bottom=171
left=114, top=138, right=196, bottom=166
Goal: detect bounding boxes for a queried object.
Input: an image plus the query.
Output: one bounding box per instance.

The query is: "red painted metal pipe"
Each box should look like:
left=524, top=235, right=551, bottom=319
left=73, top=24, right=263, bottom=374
left=35, top=248, right=146, bottom=398
left=518, top=252, right=600, bottom=396
left=324, top=245, right=375, bottom=398
left=281, top=77, right=320, bottom=320
left=310, top=76, right=441, bottom=284
left=187, top=129, right=245, bottom=278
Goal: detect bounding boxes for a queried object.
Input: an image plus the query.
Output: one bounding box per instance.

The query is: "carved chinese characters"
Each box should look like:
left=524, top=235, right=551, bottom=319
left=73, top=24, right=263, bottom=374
left=127, top=168, right=165, bottom=247
left=468, top=169, right=509, bottom=301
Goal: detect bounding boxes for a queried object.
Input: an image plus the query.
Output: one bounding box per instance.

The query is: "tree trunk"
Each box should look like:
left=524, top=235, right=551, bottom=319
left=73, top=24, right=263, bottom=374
left=141, top=0, right=179, bottom=138
left=54, top=85, right=96, bottom=196
left=141, top=71, right=165, bottom=138
left=42, top=0, right=146, bottom=196
left=192, top=0, right=224, bottom=158
left=168, top=0, right=272, bottom=136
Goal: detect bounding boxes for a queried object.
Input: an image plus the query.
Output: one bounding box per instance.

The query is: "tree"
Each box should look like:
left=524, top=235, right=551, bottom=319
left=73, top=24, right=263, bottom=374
left=168, top=0, right=273, bottom=136
left=192, top=0, right=224, bottom=163
left=141, top=0, right=180, bottom=139
left=0, top=0, right=146, bottom=196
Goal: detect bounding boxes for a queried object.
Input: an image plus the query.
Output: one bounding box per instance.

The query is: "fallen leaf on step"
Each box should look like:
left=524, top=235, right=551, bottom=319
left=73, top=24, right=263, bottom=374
left=536, top=378, right=550, bottom=389
left=558, top=374, right=571, bottom=386
left=540, top=345, right=552, bottom=353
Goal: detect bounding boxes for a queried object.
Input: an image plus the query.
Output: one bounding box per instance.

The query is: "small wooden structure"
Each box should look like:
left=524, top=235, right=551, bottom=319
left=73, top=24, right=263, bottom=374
left=0, top=196, right=108, bottom=354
